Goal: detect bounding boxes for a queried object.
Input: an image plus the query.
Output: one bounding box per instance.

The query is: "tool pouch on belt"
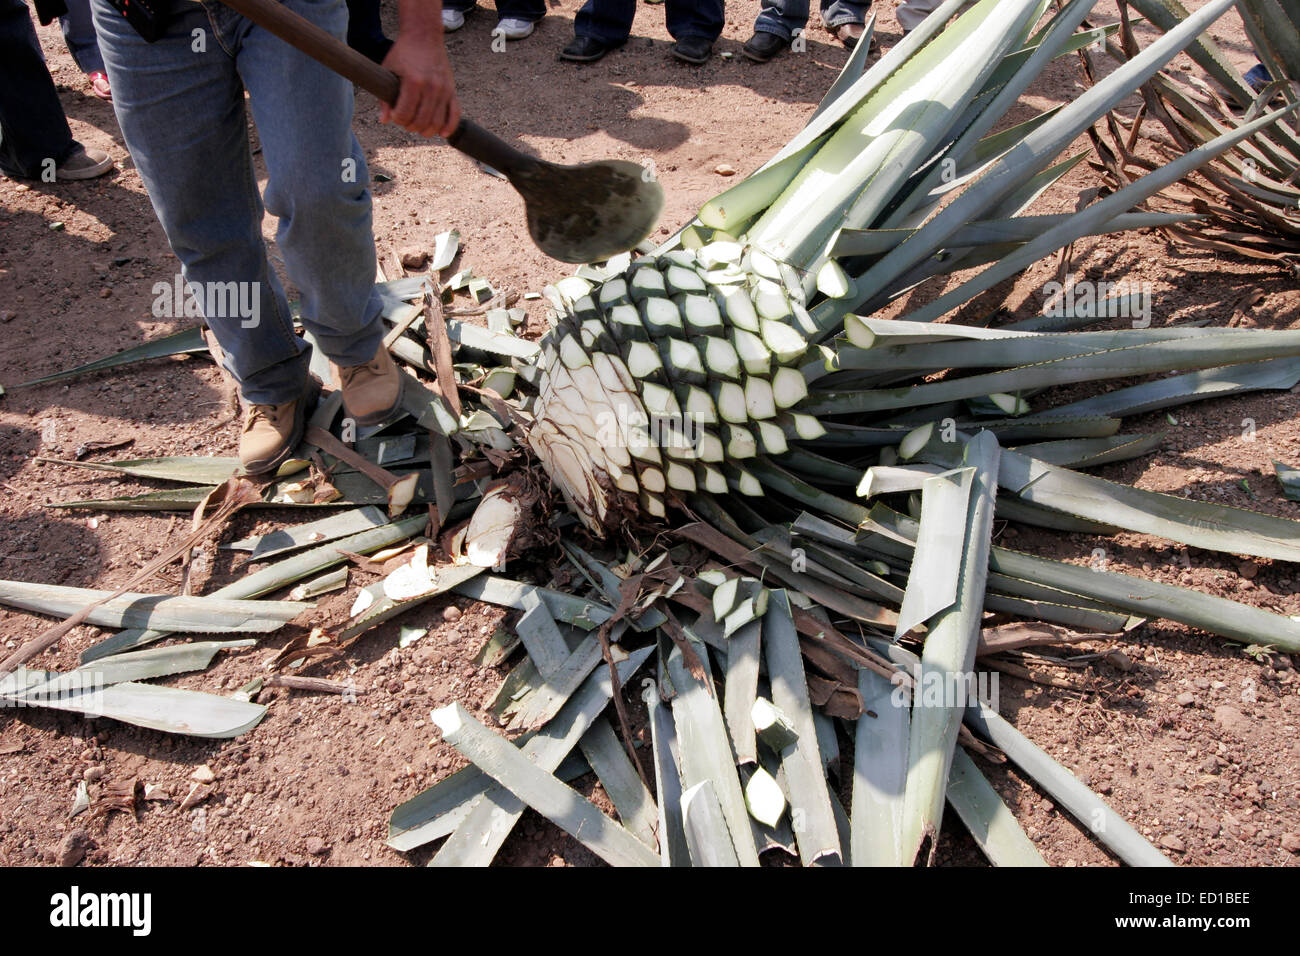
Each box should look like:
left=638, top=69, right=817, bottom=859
left=106, top=0, right=175, bottom=42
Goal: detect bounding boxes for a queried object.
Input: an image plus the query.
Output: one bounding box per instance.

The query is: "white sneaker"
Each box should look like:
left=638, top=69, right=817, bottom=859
left=492, top=17, right=535, bottom=40
left=443, top=7, right=467, bottom=31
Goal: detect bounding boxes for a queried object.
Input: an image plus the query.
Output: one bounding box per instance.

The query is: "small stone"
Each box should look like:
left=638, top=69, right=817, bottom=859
left=714, top=163, right=736, bottom=176
left=1281, top=833, right=1300, bottom=853
left=443, top=605, right=462, bottom=623
left=399, top=247, right=429, bottom=269
left=57, top=829, right=92, bottom=867
left=1104, top=649, right=1134, bottom=672
left=305, top=836, right=329, bottom=856
left=1175, top=692, right=1196, bottom=707
left=1238, top=561, right=1258, bottom=580
left=191, top=764, right=216, bottom=783
left=1159, top=834, right=1186, bottom=852
left=99, top=287, right=112, bottom=299
left=386, top=678, right=403, bottom=694
left=82, top=765, right=105, bottom=782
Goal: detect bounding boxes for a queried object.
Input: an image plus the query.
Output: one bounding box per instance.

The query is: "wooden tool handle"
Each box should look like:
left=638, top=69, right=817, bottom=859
left=217, top=0, right=534, bottom=176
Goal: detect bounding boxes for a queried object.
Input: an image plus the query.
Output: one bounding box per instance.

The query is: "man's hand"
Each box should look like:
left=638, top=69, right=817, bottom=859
left=380, top=2, right=460, bottom=139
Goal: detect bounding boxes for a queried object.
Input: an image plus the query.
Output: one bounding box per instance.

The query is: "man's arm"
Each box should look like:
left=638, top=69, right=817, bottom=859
left=380, top=0, right=461, bottom=139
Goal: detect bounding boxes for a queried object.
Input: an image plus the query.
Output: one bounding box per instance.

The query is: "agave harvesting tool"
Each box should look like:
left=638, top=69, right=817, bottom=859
left=219, top=0, right=664, bottom=264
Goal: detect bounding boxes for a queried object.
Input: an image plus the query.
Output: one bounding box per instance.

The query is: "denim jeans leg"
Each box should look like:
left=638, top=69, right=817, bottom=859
left=237, top=0, right=384, bottom=372
left=60, top=0, right=106, bottom=74
left=753, top=0, right=810, bottom=41
left=497, top=0, right=544, bottom=22
left=0, top=0, right=75, bottom=178
left=819, top=0, right=869, bottom=29
left=665, top=0, right=723, bottom=41
left=92, top=0, right=310, bottom=406
left=574, top=0, right=635, bottom=44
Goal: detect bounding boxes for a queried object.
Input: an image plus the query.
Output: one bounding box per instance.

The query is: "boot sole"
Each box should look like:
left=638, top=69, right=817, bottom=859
left=241, top=379, right=321, bottom=476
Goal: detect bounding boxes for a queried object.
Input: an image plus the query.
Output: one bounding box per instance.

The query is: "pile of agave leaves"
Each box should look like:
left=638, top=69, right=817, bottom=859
left=3, top=0, right=1300, bottom=867
left=1084, top=0, right=1300, bottom=270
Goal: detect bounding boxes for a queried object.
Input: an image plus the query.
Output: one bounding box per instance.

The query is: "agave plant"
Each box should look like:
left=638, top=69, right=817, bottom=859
left=1084, top=0, right=1300, bottom=268
left=456, top=0, right=1300, bottom=864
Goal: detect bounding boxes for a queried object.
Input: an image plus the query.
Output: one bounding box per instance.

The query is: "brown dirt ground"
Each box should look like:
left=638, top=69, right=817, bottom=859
left=1, top=0, right=1298, bottom=868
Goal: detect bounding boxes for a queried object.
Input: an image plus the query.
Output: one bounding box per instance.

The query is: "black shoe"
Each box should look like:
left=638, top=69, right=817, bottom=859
left=559, top=35, right=620, bottom=62
left=742, top=30, right=786, bottom=63
left=672, top=36, right=714, bottom=64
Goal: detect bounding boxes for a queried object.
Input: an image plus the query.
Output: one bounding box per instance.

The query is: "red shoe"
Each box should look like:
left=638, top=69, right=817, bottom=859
left=89, top=71, right=112, bottom=101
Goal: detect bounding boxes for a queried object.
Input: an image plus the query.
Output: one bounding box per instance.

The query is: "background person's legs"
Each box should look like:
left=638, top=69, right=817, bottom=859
left=752, top=0, right=810, bottom=42
left=0, top=0, right=76, bottom=179
left=573, top=0, right=636, bottom=44
left=92, top=0, right=310, bottom=407
left=59, top=0, right=106, bottom=74
left=664, top=0, right=722, bottom=43
left=819, top=0, right=869, bottom=31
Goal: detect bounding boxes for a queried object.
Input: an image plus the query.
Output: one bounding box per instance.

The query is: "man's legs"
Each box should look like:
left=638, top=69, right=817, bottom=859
left=235, top=0, right=385, bottom=380
left=92, top=0, right=310, bottom=408
left=0, top=0, right=77, bottom=179
left=897, top=0, right=944, bottom=33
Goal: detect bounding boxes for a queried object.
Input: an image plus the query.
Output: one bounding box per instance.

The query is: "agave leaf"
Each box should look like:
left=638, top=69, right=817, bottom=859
left=81, top=515, right=427, bottom=662
left=1039, top=357, right=1300, bottom=419
left=894, top=467, right=974, bottom=637
left=65, top=640, right=252, bottom=685
left=646, top=665, right=691, bottom=866
left=899, top=431, right=999, bottom=864
left=0, top=668, right=265, bottom=738
left=846, top=0, right=1244, bottom=311
left=681, top=780, right=743, bottom=866
left=577, top=716, right=658, bottom=848
left=225, top=506, right=389, bottom=560
left=1009, top=433, right=1166, bottom=469
left=964, top=697, right=1170, bottom=866
left=7, top=326, right=208, bottom=390
left=0, top=580, right=309, bottom=634
left=1276, top=460, right=1300, bottom=501
left=431, top=702, right=660, bottom=867
left=392, top=647, right=650, bottom=854
left=946, top=747, right=1047, bottom=866
left=665, top=634, right=762, bottom=866
left=850, top=667, right=910, bottom=866
left=763, top=589, right=842, bottom=866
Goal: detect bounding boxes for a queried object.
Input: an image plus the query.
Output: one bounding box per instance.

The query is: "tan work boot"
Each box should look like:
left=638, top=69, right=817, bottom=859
left=238, top=379, right=320, bottom=475
left=334, top=345, right=403, bottom=426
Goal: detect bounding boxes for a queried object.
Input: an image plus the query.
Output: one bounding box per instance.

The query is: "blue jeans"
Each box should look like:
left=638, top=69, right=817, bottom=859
left=61, top=0, right=106, bottom=74
left=91, top=0, right=384, bottom=406
left=445, top=0, right=545, bottom=20
left=754, top=0, right=870, bottom=40
left=575, top=0, right=723, bottom=44
left=0, top=0, right=76, bottom=178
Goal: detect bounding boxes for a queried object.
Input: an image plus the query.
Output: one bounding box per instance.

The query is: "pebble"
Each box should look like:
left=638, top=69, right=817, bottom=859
left=191, top=764, right=216, bottom=783
left=443, top=605, right=462, bottom=623
left=1175, top=692, right=1196, bottom=707
left=714, top=163, right=737, bottom=176
left=58, top=829, right=91, bottom=867
left=1104, top=649, right=1134, bottom=672
left=399, top=247, right=429, bottom=269
left=83, top=765, right=105, bottom=782
left=305, top=836, right=329, bottom=856
left=1238, top=561, right=1259, bottom=580
left=386, top=678, right=403, bottom=694
left=1159, top=834, right=1186, bottom=852
left=1282, top=833, right=1300, bottom=854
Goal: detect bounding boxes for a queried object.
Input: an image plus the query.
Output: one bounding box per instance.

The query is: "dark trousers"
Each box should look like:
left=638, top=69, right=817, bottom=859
left=445, top=0, right=546, bottom=20
left=0, top=0, right=76, bottom=178
left=575, top=0, right=723, bottom=43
